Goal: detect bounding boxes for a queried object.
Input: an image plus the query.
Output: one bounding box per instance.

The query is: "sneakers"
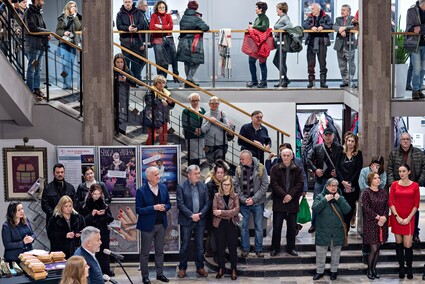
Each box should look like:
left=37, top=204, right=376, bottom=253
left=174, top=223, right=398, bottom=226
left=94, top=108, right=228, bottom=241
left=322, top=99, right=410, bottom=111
left=257, top=81, right=267, bottom=88
left=247, top=81, right=258, bottom=88
left=412, top=90, right=425, bottom=100
left=33, top=89, right=46, bottom=101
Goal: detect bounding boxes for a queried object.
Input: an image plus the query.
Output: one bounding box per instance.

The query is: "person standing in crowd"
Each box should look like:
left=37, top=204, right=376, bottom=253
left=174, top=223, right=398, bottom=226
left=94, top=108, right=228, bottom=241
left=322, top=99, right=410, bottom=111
left=312, top=178, right=351, bottom=281
left=238, top=110, right=271, bottom=164
left=55, top=1, right=82, bottom=90
left=15, top=0, right=27, bottom=18
left=270, top=148, right=303, bottom=257
left=176, top=1, right=210, bottom=88
left=116, top=0, right=146, bottom=81
left=42, top=163, right=76, bottom=227
left=302, top=3, right=333, bottom=88
left=136, top=167, right=171, bottom=284
left=60, top=255, right=89, bottom=284
left=144, top=75, right=175, bottom=145
left=306, top=127, right=342, bottom=233
left=336, top=131, right=363, bottom=231
left=47, top=195, right=85, bottom=259
left=333, top=4, right=356, bottom=88
left=149, top=0, right=178, bottom=80
left=75, top=166, right=111, bottom=212
left=234, top=150, right=269, bottom=258
left=113, top=53, right=137, bottom=135
left=388, top=132, right=425, bottom=243
left=205, top=159, right=229, bottom=258
left=79, top=184, right=114, bottom=277
left=247, top=2, right=270, bottom=88
left=212, top=175, right=239, bottom=281
left=23, top=0, right=50, bottom=100
left=389, top=164, right=420, bottom=280
left=359, top=156, right=387, bottom=190
left=2, top=202, right=35, bottom=263
left=176, top=165, right=210, bottom=278
left=362, top=172, right=388, bottom=280
left=201, top=96, right=229, bottom=166
left=405, top=0, right=425, bottom=99
left=136, top=0, right=150, bottom=73
left=272, top=2, right=293, bottom=88
left=182, top=93, right=206, bottom=166
left=74, top=226, right=104, bottom=284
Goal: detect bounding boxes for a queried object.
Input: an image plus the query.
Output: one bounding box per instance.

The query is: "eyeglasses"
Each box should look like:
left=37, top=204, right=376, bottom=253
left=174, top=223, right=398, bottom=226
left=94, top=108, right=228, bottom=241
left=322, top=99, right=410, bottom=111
left=210, top=102, right=219, bottom=105
left=158, top=6, right=166, bottom=9
left=400, top=138, right=411, bottom=141
left=254, top=116, right=263, bottom=119
left=222, top=183, right=231, bottom=186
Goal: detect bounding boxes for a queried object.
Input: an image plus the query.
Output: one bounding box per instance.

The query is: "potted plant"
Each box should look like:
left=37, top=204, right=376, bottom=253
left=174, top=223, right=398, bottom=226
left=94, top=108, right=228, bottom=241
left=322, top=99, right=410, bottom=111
left=392, top=16, right=410, bottom=97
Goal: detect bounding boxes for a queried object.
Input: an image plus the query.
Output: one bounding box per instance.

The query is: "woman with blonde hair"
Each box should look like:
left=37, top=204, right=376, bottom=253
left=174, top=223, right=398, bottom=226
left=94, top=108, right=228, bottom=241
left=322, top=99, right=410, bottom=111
left=47, top=195, right=85, bottom=258
left=60, top=255, right=89, bottom=284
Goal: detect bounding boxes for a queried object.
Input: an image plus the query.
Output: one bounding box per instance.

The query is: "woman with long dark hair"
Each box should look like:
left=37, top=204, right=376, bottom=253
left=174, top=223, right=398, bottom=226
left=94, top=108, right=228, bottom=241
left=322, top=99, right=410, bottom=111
left=362, top=172, right=388, bottom=279
left=389, top=164, right=420, bottom=279
left=75, top=166, right=111, bottom=212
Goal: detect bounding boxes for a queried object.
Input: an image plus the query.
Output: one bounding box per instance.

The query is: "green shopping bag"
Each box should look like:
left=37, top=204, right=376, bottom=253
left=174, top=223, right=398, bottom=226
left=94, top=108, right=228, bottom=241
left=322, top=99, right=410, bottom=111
left=296, top=196, right=312, bottom=224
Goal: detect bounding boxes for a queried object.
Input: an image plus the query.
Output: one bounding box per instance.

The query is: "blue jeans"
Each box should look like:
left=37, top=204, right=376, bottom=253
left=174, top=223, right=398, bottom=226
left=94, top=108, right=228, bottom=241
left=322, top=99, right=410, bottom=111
left=179, top=222, right=206, bottom=270
left=411, top=46, right=425, bottom=91
left=26, top=48, right=44, bottom=91
left=248, top=56, right=267, bottom=83
left=59, top=43, right=76, bottom=88
left=311, top=179, right=327, bottom=227
left=239, top=203, right=264, bottom=252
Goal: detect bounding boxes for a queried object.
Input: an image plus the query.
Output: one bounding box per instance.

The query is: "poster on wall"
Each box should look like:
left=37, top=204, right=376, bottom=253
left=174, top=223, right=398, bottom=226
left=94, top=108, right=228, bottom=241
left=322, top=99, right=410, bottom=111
left=57, top=146, right=96, bottom=190
left=153, top=199, right=179, bottom=253
left=139, top=145, right=180, bottom=196
left=108, top=201, right=139, bottom=254
left=98, top=146, right=138, bottom=198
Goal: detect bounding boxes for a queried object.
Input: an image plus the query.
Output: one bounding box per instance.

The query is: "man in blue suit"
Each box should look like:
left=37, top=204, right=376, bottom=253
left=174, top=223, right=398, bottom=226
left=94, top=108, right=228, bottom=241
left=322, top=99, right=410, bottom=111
left=176, top=165, right=210, bottom=278
left=136, top=166, right=171, bottom=284
left=74, top=226, right=104, bottom=284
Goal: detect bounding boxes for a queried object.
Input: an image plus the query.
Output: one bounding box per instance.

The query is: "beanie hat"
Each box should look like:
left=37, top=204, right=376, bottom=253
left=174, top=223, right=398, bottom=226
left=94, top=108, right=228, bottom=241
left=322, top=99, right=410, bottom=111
left=188, top=1, right=199, bottom=10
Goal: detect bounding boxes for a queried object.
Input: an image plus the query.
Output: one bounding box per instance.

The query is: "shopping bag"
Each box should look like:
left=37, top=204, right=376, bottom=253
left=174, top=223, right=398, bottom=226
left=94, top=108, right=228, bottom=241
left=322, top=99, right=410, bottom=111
left=296, top=196, right=312, bottom=224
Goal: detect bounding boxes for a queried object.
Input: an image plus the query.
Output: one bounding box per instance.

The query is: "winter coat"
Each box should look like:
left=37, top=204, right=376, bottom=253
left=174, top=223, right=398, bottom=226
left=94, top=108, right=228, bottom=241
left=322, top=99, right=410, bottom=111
left=405, top=1, right=424, bottom=52
left=56, top=13, right=82, bottom=46
left=116, top=4, right=146, bottom=45
left=387, top=145, right=425, bottom=186
left=306, top=142, right=343, bottom=182
left=80, top=198, right=113, bottom=238
left=176, top=8, right=209, bottom=64
left=212, top=192, right=240, bottom=227
left=312, top=187, right=351, bottom=246
left=302, top=9, right=332, bottom=45
left=270, top=161, right=304, bottom=213
left=143, top=87, right=175, bottom=128
left=41, top=179, right=76, bottom=226
left=182, top=107, right=206, bottom=139
left=75, top=182, right=111, bottom=213
left=2, top=220, right=35, bottom=261
left=149, top=12, right=173, bottom=43
left=23, top=4, right=49, bottom=50
left=333, top=15, right=356, bottom=51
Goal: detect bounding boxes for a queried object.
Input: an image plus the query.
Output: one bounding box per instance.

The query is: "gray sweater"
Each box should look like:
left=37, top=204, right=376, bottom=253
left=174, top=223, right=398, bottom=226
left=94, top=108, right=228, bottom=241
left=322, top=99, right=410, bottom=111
left=201, top=109, right=228, bottom=146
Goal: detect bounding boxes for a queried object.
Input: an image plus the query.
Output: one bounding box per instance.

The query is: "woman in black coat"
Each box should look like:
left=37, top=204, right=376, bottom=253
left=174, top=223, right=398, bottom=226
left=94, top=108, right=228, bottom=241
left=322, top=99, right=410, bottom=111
left=80, top=184, right=114, bottom=276
left=47, top=195, right=85, bottom=259
left=75, top=166, right=111, bottom=212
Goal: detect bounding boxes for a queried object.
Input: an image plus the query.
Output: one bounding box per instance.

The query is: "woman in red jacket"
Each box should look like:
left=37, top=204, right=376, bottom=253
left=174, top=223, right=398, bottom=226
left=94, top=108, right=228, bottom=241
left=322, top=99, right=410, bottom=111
left=149, top=0, right=179, bottom=82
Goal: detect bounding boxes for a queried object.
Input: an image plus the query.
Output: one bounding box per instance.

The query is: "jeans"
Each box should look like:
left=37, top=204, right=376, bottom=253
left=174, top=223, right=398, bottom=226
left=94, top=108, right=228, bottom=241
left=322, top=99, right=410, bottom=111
left=311, top=179, right=327, bottom=227
left=248, top=56, right=267, bottom=83
left=239, top=203, right=264, bottom=252
left=411, top=46, right=425, bottom=91
left=179, top=222, right=206, bottom=270
left=26, top=48, right=44, bottom=91
left=59, top=43, right=76, bottom=88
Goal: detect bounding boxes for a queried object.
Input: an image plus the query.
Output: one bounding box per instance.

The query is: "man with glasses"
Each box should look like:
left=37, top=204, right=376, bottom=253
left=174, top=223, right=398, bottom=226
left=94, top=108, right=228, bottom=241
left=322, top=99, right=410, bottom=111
left=238, top=110, right=271, bottom=164
left=306, top=127, right=342, bottom=233
left=388, top=132, right=425, bottom=242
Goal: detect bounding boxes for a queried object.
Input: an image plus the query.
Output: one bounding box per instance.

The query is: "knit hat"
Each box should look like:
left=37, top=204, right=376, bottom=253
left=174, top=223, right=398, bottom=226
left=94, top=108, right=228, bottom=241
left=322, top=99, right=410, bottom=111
left=188, top=1, right=199, bottom=10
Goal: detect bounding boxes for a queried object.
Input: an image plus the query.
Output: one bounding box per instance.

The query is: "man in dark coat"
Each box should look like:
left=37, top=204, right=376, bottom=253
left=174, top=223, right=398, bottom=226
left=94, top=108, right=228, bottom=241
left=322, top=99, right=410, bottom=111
left=270, top=149, right=303, bottom=257
left=176, top=1, right=209, bottom=87
left=41, top=163, right=76, bottom=227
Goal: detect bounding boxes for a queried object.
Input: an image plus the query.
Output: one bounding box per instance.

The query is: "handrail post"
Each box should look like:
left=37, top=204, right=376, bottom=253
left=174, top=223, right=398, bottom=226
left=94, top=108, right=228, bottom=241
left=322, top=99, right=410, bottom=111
left=79, top=51, right=83, bottom=117
left=391, top=33, right=396, bottom=98
left=348, top=32, right=352, bottom=87
left=279, top=31, right=283, bottom=86
left=212, top=32, right=216, bottom=88
left=44, top=41, right=49, bottom=101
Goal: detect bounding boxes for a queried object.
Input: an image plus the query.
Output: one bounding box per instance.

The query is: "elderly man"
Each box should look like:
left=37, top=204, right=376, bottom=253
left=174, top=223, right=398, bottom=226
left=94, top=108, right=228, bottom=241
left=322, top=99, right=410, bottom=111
left=74, top=226, right=104, bottom=284
left=201, top=96, right=229, bottom=166
left=238, top=110, right=271, bottom=164
left=333, top=4, right=356, bottom=88
left=302, top=3, right=333, bottom=88
left=388, top=132, right=425, bottom=243
left=406, top=0, right=425, bottom=99
left=176, top=165, right=210, bottom=278
left=116, top=0, right=146, bottom=81
left=270, top=148, right=303, bottom=257
left=136, top=166, right=171, bottom=284
left=306, top=128, right=342, bottom=233
left=234, top=150, right=269, bottom=258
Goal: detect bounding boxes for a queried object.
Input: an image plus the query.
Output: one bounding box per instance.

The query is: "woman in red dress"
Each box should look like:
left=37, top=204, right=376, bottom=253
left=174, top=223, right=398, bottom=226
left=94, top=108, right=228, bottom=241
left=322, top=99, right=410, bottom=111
left=389, top=164, right=420, bottom=279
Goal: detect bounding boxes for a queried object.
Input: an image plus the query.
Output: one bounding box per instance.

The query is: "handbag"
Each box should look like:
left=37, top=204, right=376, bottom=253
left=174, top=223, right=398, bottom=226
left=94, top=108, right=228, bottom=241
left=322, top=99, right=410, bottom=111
left=296, top=196, right=312, bottom=224
left=330, top=202, right=348, bottom=246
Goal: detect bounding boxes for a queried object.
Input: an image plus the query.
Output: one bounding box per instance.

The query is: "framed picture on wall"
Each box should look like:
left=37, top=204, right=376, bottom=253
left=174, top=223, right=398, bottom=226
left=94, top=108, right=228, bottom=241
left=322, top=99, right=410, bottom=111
left=3, top=147, right=47, bottom=201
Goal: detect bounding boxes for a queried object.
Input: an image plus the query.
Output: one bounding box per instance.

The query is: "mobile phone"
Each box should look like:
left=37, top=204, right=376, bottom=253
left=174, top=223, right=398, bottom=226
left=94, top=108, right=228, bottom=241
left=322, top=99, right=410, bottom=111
left=249, top=22, right=252, bottom=25
left=171, top=10, right=178, bottom=15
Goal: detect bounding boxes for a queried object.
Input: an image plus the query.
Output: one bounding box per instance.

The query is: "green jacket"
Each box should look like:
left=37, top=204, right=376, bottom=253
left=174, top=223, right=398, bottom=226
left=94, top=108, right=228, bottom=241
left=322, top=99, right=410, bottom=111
left=312, top=187, right=351, bottom=246
left=182, top=107, right=206, bottom=139
left=253, top=13, right=269, bottom=32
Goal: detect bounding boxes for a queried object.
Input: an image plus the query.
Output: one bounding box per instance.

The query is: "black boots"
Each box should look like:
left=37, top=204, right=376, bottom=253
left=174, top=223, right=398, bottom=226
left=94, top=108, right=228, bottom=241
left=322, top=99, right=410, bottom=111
left=320, top=75, right=328, bottom=88
left=396, top=243, right=405, bottom=279
left=405, top=246, right=413, bottom=279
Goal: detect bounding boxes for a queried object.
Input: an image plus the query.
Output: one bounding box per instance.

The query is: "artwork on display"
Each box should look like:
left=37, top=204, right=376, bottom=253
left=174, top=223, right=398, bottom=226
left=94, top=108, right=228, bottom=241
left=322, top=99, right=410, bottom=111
left=3, top=147, right=47, bottom=201
left=139, top=145, right=180, bottom=196
left=108, top=201, right=139, bottom=254
left=57, top=146, right=96, bottom=190
left=98, top=146, right=138, bottom=198
left=154, top=199, right=179, bottom=254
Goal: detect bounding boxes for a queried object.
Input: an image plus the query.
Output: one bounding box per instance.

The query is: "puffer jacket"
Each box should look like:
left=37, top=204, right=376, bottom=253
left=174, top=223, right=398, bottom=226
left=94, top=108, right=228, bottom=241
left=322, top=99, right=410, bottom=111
left=176, top=8, right=209, bottom=64
left=312, top=187, right=351, bottom=246
left=23, top=4, right=49, bottom=50
left=387, top=145, right=425, bottom=186
left=270, top=161, right=304, bottom=213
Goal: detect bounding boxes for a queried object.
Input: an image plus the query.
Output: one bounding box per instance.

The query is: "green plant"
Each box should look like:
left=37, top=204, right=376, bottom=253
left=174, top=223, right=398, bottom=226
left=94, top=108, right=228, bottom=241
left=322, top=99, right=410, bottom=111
left=393, top=16, right=409, bottom=64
